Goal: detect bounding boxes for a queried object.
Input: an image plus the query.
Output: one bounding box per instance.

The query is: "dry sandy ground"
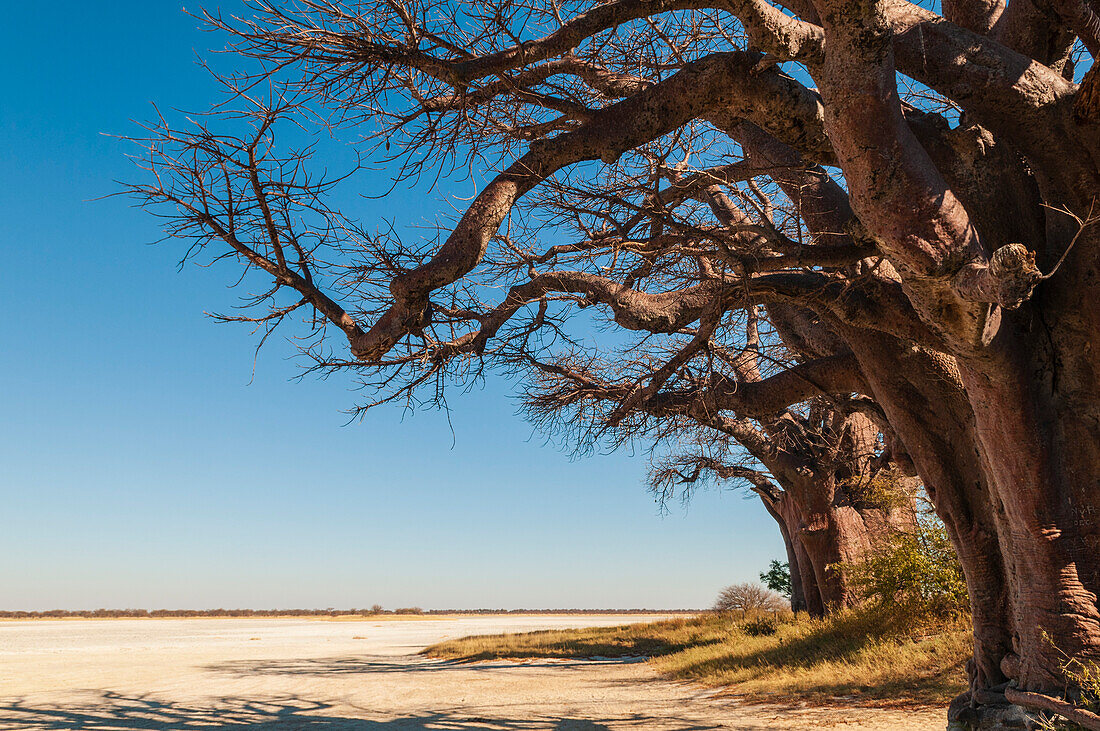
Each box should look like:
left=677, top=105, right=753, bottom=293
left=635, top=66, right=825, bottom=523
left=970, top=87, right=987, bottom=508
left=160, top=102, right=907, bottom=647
left=0, top=617, right=943, bottom=730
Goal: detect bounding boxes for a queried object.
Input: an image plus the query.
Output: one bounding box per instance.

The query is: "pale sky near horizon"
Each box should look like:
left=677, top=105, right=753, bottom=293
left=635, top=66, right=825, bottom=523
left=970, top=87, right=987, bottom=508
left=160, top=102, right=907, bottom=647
left=0, top=1, right=784, bottom=611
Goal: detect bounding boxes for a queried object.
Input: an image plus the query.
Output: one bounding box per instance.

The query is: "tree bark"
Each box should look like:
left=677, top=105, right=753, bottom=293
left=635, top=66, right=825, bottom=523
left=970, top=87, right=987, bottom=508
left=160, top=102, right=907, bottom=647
left=763, top=494, right=813, bottom=613
left=764, top=469, right=916, bottom=616
left=957, top=294, right=1100, bottom=692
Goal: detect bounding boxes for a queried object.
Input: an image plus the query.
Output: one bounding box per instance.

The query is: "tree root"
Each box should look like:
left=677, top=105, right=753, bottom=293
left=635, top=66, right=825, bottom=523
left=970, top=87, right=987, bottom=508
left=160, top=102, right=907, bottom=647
left=1005, top=687, right=1100, bottom=730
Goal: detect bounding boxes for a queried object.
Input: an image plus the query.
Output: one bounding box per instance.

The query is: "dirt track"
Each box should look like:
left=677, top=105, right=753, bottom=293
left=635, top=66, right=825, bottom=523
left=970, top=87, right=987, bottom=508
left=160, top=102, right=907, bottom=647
left=0, top=617, right=943, bottom=730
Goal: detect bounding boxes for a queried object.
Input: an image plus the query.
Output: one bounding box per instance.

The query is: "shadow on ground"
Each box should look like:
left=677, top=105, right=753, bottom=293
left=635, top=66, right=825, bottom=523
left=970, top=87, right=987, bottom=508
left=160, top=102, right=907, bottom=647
left=0, top=693, right=719, bottom=730
left=205, top=655, right=644, bottom=677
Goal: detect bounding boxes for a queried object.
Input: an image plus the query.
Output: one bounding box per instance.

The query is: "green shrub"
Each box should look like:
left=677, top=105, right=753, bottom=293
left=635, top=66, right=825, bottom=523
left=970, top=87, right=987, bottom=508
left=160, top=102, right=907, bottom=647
left=848, top=469, right=915, bottom=510
left=839, top=516, right=968, bottom=615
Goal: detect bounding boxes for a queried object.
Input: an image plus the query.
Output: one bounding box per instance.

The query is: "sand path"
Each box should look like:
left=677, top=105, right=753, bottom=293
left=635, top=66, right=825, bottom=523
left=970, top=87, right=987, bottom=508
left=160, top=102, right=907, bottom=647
left=0, top=617, right=942, bottom=730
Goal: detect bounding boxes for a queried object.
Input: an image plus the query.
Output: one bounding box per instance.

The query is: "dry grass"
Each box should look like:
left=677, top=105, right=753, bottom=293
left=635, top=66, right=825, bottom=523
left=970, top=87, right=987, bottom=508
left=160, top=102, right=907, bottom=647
left=426, top=605, right=971, bottom=707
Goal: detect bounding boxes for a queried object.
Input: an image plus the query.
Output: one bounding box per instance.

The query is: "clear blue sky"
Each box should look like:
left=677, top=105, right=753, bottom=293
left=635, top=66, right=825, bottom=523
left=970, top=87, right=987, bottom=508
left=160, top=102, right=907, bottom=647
left=0, top=1, right=783, bottom=610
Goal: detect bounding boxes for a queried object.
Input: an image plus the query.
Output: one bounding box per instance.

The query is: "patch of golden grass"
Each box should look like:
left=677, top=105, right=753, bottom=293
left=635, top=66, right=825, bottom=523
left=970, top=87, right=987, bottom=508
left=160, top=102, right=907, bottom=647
left=427, top=616, right=708, bottom=661
left=425, top=605, right=970, bottom=707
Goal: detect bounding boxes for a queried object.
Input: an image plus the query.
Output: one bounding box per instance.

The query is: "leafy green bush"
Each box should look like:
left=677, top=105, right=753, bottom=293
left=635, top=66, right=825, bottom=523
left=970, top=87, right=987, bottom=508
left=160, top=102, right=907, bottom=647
left=840, top=517, right=968, bottom=615
left=846, top=468, right=916, bottom=510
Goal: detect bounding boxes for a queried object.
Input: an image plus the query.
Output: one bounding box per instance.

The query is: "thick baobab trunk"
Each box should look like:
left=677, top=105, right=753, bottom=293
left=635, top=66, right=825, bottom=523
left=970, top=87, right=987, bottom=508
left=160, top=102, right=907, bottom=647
left=794, top=411, right=919, bottom=613
left=959, top=307, right=1100, bottom=695
left=779, top=280, right=1014, bottom=678
left=835, top=201, right=1100, bottom=708
left=744, top=116, right=1024, bottom=700
left=799, top=491, right=917, bottom=612
left=763, top=493, right=815, bottom=614
left=958, top=222, right=1100, bottom=696
left=763, top=473, right=916, bottom=617
left=809, top=0, right=1100, bottom=704
left=832, top=324, right=1100, bottom=723
left=840, top=329, right=1013, bottom=671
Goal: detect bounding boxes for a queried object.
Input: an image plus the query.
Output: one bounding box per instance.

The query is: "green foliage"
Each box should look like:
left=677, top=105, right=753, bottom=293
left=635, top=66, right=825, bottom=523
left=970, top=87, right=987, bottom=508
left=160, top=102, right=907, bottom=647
left=1064, top=656, right=1100, bottom=715
left=840, top=517, right=968, bottom=615
left=759, top=560, right=792, bottom=598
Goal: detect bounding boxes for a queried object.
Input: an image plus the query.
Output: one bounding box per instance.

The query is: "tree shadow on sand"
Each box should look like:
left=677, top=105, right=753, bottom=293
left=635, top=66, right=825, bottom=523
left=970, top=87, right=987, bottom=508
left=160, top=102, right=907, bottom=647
left=0, top=692, right=720, bottom=730
left=205, top=655, right=644, bottom=677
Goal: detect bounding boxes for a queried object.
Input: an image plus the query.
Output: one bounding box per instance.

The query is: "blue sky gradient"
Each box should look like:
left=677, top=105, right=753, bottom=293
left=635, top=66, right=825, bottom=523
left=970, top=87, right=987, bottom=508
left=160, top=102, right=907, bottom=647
left=0, top=1, right=783, bottom=610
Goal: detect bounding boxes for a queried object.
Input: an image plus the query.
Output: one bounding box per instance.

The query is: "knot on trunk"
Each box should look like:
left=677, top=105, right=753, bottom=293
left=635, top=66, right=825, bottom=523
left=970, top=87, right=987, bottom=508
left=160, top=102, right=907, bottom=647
left=953, top=245, right=1042, bottom=315
left=989, top=244, right=1041, bottom=309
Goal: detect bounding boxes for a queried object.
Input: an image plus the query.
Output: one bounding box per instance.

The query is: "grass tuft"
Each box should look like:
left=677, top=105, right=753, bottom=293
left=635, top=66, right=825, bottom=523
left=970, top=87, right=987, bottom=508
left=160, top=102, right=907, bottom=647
left=425, top=605, right=970, bottom=707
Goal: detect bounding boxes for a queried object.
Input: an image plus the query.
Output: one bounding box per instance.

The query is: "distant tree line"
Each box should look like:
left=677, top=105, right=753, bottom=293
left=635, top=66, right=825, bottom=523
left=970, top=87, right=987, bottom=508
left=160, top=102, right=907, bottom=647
left=0, top=607, right=699, bottom=619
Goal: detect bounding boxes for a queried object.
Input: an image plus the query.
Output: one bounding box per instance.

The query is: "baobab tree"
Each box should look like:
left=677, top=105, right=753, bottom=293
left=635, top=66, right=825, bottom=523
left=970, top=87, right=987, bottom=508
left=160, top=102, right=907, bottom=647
left=132, top=0, right=1100, bottom=726
left=647, top=408, right=919, bottom=617
left=543, top=306, right=918, bottom=617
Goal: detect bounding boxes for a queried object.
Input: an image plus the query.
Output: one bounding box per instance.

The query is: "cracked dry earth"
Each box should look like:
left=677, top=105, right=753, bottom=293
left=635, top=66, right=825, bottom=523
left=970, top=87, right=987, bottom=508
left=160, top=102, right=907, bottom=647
left=0, top=617, right=941, bottom=730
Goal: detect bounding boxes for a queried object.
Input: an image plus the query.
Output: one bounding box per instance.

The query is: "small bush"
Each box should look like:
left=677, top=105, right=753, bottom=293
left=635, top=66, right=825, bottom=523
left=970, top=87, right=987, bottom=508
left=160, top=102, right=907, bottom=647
left=713, top=582, right=787, bottom=613
left=838, top=515, right=968, bottom=615
left=740, top=616, right=779, bottom=636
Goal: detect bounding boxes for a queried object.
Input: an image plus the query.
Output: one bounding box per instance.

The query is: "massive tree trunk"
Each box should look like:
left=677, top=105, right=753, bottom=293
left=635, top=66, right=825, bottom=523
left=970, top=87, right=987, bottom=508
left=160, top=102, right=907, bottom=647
left=958, top=303, right=1100, bottom=693
left=763, top=493, right=817, bottom=614
left=771, top=296, right=1020, bottom=695
left=837, top=326, right=1017, bottom=695
left=797, top=3, right=1100, bottom=699
left=803, top=499, right=917, bottom=611
left=741, top=101, right=1100, bottom=709
left=761, top=464, right=917, bottom=617
left=824, top=279, right=1100, bottom=718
